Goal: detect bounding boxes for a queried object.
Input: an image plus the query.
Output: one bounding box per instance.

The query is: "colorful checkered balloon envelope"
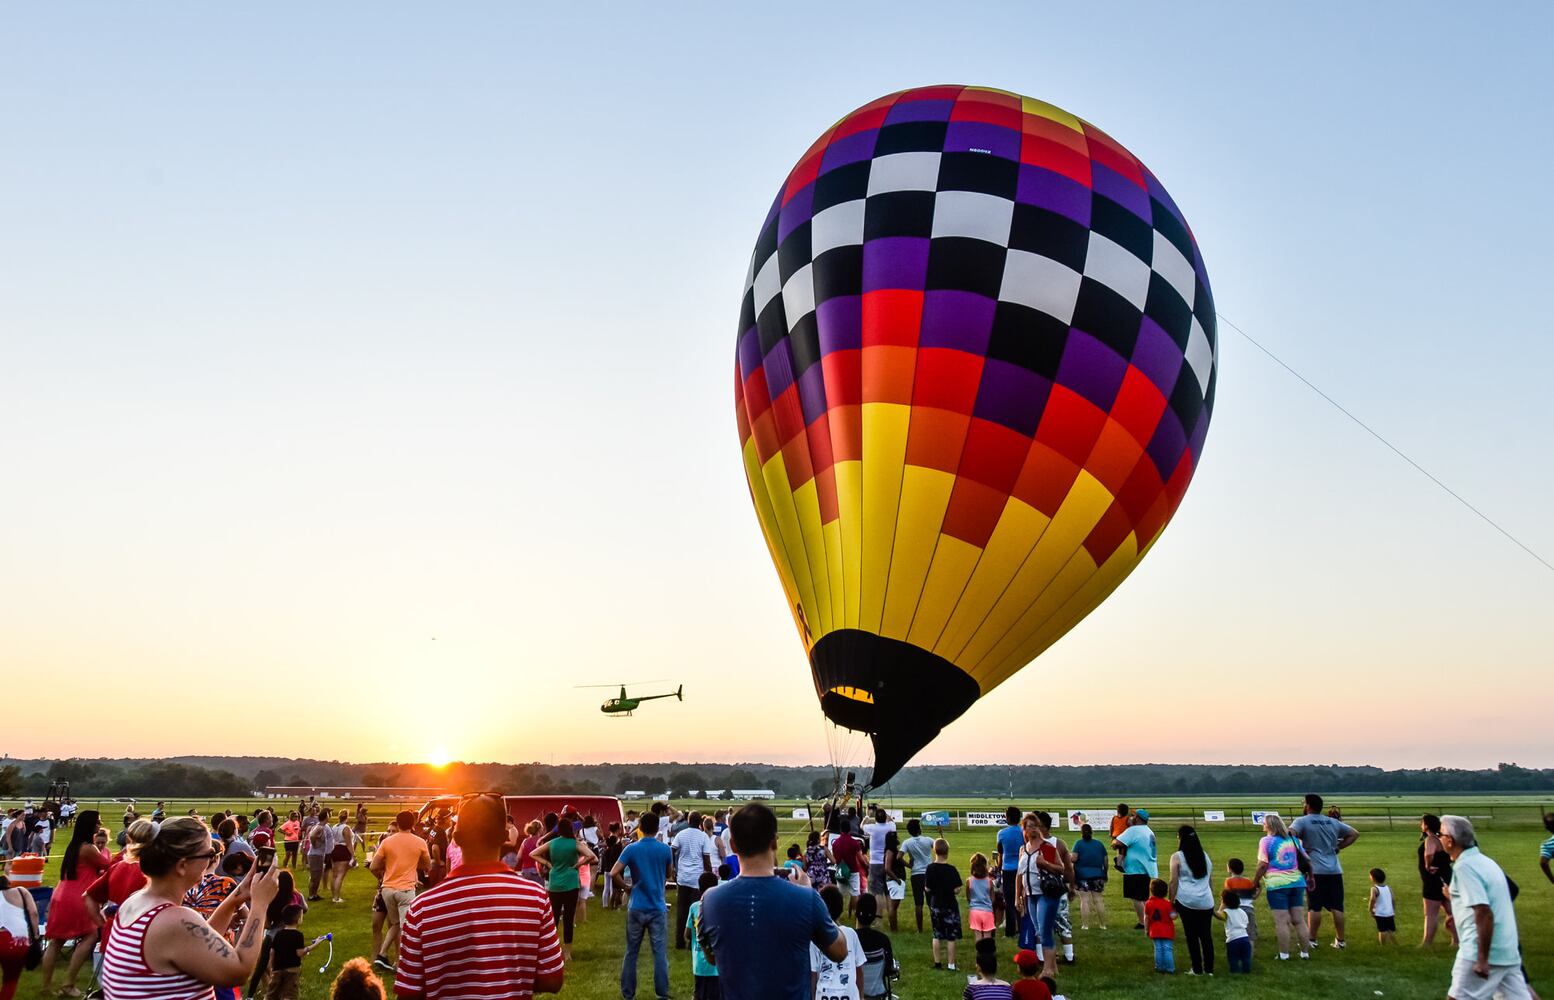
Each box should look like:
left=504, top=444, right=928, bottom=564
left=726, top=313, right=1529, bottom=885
left=734, top=86, right=1216, bottom=787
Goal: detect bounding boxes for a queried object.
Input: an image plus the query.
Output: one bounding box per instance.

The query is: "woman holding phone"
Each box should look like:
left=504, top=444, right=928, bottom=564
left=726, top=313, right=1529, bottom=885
left=101, top=817, right=281, bottom=997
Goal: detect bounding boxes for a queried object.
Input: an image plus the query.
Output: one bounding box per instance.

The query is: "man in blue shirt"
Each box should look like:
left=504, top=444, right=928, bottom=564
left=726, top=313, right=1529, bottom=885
left=994, top=807, right=1025, bottom=937
left=698, top=803, right=848, bottom=1000
left=1439, top=816, right=1530, bottom=1000
left=613, top=811, right=672, bottom=1000
left=1112, top=809, right=1158, bottom=929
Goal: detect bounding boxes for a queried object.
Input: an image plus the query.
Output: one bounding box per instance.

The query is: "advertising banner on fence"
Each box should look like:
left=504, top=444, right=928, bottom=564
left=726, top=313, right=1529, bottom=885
left=965, top=811, right=1007, bottom=827
left=887, top=809, right=904, bottom=822
left=1250, top=811, right=1280, bottom=826
left=1067, top=809, right=1113, bottom=832
left=1202, top=810, right=1226, bottom=822
left=921, top=810, right=951, bottom=829
left=792, top=808, right=810, bottom=820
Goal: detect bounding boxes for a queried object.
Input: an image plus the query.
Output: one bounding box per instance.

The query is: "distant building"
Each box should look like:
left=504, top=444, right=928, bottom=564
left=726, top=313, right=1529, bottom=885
left=264, top=785, right=448, bottom=800
left=621, top=790, right=647, bottom=800
left=734, top=790, right=776, bottom=800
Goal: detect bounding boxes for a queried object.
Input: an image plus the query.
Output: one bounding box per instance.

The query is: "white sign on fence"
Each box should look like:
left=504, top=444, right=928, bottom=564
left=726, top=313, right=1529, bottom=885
left=1202, top=810, right=1226, bottom=822
left=886, top=809, right=904, bottom=822
left=1066, top=809, right=1113, bottom=832
left=791, top=808, right=810, bottom=820
left=1250, top=810, right=1280, bottom=826
left=964, top=811, right=1007, bottom=827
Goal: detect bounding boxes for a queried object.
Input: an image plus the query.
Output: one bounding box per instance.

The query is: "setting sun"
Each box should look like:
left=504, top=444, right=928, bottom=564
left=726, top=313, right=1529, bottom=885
left=428, top=747, right=452, bottom=768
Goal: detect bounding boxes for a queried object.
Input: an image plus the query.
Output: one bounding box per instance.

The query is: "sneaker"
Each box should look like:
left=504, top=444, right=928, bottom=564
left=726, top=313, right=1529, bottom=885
left=1299, top=951, right=1310, bottom=960
left=372, top=957, right=394, bottom=972
left=1276, top=953, right=1290, bottom=961
left=947, top=964, right=957, bottom=972
left=1134, top=922, right=1145, bottom=930
left=933, top=963, right=941, bottom=970
left=1332, top=939, right=1346, bottom=950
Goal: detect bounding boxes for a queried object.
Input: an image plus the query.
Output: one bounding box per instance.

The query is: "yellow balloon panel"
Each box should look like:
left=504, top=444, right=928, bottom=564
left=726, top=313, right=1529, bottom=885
left=880, top=466, right=956, bottom=641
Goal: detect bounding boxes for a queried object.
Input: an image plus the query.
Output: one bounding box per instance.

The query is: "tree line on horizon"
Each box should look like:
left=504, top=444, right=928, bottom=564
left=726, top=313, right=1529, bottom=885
left=6, top=757, right=1552, bottom=801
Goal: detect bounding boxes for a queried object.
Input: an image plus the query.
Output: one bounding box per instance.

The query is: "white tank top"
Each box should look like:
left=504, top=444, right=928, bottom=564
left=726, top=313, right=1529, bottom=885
left=1172, top=850, right=1215, bottom=910
left=0, top=890, right=30, bottom=939
left=1373, top=883, right=1395, bottom=917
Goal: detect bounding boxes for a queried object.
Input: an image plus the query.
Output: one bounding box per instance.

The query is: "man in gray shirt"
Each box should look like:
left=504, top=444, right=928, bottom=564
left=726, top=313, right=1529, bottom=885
left=900, top=818, right=937, bottom=933
left=1289, top=793, right=1359, bottom=950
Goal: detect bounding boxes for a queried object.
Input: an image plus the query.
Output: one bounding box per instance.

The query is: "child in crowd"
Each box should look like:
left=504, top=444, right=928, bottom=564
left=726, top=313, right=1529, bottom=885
left=925, top=838, right=963, bottom=971
left=266, top=905, right=327, bottom=1000
left=1369, top=868, right=1396, bottom=944
left=1144, top=879, right=1175, bottom=973
left=1010, top=950, right=1053, bottom=1000
left=1216, top=889, right=1252, bottom=974
left=853, top=895, right=895, bottom=997
left=600, top=832, right=624, bottom=909
left=1223, top=857, right=1258, bottom=941
left=688, top=871, right=720, bottom=1000
left=330, top=957, right=385, bottom=1000
left=784, top=844, right=805, bottom=874
left=963, top=938, right=1012, bottom=999
left=885, top=835, right=908, bottom=931
left=967, top=853, right=997, bottom=941
left=716, top=862, right=733, bottom=885
left=810, top=885, right=865, bottom=1000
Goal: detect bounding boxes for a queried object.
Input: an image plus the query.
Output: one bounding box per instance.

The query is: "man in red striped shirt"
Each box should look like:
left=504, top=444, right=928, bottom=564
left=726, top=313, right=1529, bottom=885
left=395, top=794, right=565, bottom=1000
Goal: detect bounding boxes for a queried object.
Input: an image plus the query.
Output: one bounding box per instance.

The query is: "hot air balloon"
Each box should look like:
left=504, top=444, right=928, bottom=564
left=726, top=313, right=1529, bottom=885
left=735, top=86, right=1216, bottom=789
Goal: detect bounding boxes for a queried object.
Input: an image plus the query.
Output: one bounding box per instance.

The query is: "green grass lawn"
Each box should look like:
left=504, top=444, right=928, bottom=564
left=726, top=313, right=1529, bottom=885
left=8, top=798, right=1552, bottom=999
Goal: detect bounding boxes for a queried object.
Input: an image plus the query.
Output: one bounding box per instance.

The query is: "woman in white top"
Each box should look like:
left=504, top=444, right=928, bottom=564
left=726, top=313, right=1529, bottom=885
left=0, top=880, right=40, bottom=1000
left=1167, top=825, right=1215, bottom=975
left=327, top=811, right=355, bottom=903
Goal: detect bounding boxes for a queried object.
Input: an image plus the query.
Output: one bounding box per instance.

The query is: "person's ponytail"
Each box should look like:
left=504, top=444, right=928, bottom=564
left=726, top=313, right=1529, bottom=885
left=138, top=817, right=212, bottom=876
left=123, top=818, right=158, bottom=862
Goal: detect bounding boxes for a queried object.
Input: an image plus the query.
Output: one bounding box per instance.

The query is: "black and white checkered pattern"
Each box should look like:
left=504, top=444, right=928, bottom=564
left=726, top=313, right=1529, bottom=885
left=740, top=140, right=1217, bottom=435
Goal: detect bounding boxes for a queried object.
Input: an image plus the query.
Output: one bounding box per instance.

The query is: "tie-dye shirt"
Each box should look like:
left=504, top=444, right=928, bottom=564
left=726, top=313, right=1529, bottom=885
left=1258, top=835, right=1304, bottom=890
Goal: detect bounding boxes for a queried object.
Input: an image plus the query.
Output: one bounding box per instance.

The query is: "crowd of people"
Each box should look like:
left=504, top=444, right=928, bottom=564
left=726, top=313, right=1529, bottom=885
left=0, top=794, right=1548, bottom=1000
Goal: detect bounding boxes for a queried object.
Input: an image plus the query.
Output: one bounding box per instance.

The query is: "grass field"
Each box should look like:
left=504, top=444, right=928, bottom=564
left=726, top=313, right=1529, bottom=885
left=8, top=797, right=1551, bottom=999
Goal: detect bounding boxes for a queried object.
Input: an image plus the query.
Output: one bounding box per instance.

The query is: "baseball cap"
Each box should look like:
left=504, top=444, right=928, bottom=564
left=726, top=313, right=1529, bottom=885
left=1014, top=949, right=1041, bottom=972
left=1135, top=808, right=1150, bottom=821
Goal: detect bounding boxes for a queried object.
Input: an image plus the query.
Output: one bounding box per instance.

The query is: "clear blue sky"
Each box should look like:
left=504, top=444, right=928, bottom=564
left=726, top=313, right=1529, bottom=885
left=3, top=2, right=1550, bottom=768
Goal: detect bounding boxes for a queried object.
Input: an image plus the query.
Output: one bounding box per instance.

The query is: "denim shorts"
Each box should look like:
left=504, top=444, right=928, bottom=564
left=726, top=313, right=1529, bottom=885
left=1265, top=885, right=1306, bottom=910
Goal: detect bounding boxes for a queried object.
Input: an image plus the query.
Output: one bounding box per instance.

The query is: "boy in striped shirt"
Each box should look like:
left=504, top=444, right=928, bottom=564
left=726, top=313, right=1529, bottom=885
left=395, top=794, right=564, bottom=1000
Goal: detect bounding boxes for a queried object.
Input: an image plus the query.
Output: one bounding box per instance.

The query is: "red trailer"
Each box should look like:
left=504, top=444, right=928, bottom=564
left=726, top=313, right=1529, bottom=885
left=417, top=794, right=624, bottom=831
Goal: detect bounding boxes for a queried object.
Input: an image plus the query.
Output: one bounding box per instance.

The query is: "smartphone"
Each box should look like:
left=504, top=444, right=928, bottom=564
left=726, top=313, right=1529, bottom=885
left=256, top=846, right=277, bottom=872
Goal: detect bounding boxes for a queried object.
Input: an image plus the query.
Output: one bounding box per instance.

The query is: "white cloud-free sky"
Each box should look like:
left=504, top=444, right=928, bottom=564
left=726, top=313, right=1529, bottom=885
left=3, top=2, right=1550, bottom=769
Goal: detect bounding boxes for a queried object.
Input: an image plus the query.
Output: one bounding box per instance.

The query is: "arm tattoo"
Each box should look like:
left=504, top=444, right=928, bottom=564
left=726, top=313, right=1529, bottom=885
left=239, top=918, right=261, bottom=949
left=181, top=918, right=235, bottom=960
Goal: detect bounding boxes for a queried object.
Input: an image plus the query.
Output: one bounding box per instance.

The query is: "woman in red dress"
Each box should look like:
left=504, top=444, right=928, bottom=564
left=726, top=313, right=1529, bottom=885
left=84, top=819, right=156, bottom=955
left=40, top=809, right=109, bottom=998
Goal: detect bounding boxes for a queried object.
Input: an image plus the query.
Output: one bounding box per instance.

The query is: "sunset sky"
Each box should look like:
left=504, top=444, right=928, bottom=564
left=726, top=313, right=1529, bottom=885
left=3, top=3, right=1551, bottom=771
